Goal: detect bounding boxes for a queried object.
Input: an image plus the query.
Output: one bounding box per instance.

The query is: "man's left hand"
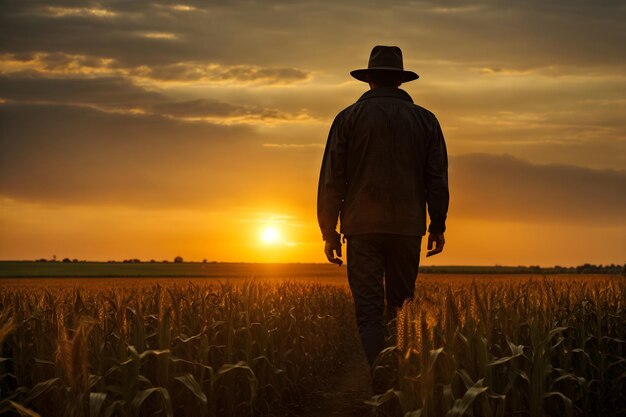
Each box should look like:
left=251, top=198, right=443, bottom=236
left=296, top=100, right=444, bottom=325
left=426, top=232, right=445, bottom=257
left=324, top=238, right=343, bottom=266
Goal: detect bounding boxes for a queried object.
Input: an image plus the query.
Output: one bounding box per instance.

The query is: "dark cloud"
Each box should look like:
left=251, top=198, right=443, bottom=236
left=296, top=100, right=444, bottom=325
left=1, top=0, right=623, bottom=72
left=0, top=73, right=309, bottom=122
left=450, top=154, right=626, bottom=224
left=0, top=73, right=165, bottom=107
left=0, top=102, right=255, bottom=208
left=0, top=102, right=316, bottom=208
left=0, top=1, right=195, bottom=67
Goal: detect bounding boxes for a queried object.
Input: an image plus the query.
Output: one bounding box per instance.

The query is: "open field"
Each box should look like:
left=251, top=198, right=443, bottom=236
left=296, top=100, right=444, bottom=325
left=0, top=274, right=618, bottom=290
left=1, top=274, right=624, bottom=416
left=0, top=262, right=350, bottom=280
left=1, top=261, right=622, bottom=279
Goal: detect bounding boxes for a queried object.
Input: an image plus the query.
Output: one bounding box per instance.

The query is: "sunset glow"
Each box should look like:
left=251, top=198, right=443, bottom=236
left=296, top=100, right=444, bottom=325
left=0, top=1, right=624, bottom=265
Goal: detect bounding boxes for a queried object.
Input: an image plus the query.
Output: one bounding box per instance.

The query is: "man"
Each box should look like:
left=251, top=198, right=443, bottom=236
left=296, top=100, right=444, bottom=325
left=317, top=45, right=449, bottom=368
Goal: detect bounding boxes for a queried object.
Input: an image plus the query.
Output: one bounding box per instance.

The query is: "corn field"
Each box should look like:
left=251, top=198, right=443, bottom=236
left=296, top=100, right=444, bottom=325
left=0, top=280, right=357, bottom=416
left=371, top=278, right=626, bottom=417
left=0, top=276, right=624, bottom=417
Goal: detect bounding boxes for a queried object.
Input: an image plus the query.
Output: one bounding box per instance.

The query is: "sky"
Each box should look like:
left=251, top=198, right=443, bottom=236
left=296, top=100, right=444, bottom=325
left=1, top=0, right=625, bottom=265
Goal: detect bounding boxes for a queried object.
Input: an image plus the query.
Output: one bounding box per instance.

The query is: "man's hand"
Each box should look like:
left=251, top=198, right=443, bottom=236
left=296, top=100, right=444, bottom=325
left=324, top=238, right=343, bottom=266
left=426, top=232, right=445, bottom=257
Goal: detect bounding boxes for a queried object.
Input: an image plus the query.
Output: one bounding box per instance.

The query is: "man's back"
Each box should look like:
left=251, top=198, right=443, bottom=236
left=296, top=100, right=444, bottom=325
left=318, top=86, right=448, bottom=240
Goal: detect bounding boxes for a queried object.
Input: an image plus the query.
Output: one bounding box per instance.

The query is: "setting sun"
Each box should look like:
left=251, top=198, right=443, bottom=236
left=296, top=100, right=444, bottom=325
left=259, top=226, right=281, bottom=245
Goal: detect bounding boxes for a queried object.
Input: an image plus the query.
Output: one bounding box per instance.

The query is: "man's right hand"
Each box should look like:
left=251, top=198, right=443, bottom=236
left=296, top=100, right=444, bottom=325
left=426, top=232, right=445, bottom=257
left=324, top=238, right=343, bottom=266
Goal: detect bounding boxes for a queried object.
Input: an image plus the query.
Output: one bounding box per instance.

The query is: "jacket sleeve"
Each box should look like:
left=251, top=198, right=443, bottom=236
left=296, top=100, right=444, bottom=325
left=317, top=112, right=348, bottom=241
left=425, top=116, right=449, bottom=234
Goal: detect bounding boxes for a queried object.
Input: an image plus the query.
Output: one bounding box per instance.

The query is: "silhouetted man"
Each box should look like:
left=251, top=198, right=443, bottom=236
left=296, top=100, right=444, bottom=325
left=317, top=45, right=449, bottom=369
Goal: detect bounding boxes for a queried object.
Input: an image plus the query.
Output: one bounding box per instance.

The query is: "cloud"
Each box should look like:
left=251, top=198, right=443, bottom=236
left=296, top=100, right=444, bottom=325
left=1, top=0, right=623, bottom=73
left=149, top=99, right=312, bottom=124
left=0, top=102, right=257, bottom=208
left=0, top=73, right=311, bottom=123
left=0, top=101, right=319, bottom=209
left=43, top=6, right=118, bottom=18
left=0, top=73, right=165, bottom=108
left=137, top=32, right=180, bottom=40
left=450, top=154, right=626, bottom=225
left=0, top=52, right=312, bottom=85
left=157, top=4, right=199, bottom=12
left=137, top=63, right=311, bottom=84
left=404, top=63, right=626, bottom=169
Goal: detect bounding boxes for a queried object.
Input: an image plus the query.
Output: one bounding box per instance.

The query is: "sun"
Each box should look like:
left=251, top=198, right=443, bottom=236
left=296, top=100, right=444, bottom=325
left=259, top=226, right=281, bottom=245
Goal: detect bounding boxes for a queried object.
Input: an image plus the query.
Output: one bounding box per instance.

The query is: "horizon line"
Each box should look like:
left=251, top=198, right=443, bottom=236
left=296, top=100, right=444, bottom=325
left=0, top=259, right=623, bottom=269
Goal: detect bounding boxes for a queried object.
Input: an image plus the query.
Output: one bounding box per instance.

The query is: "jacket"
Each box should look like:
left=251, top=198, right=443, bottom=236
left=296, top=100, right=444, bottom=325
left=317, top=86, right=449, bottom=241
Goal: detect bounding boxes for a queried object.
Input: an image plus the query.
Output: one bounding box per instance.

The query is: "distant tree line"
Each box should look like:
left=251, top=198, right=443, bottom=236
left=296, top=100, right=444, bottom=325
left=420, top=263, right=626, bottom=275
left=35, top=258, right=85, bottom=263
left=34, top=256, right=191, bottom=263
left=29, top=258, right=625, bottom=275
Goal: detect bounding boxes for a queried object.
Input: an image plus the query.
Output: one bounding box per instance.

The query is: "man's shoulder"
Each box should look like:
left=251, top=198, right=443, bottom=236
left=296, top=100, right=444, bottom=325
left=411, top=102, right=435, bottom=116
left=409, top=102, right=439, bottom=122
left=351, top=94, right=437, bottom=116
left=332, top=91, right=439, bottom=126
left=338, top=100, right=362, bottom=115
left=329, top=103, right=359, bottom=126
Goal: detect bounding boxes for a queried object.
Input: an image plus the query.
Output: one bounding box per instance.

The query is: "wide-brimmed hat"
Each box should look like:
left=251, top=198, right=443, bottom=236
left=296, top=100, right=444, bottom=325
left=350, top=45, right=419, bottom=83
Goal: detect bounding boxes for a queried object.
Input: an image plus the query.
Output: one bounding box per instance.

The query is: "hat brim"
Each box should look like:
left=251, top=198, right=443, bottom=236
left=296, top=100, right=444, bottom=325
left=350, top=68, right=419, bottom=83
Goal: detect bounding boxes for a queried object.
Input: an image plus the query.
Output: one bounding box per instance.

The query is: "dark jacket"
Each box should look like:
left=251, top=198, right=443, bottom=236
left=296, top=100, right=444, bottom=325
left=317, top=87, right=449, bottom=241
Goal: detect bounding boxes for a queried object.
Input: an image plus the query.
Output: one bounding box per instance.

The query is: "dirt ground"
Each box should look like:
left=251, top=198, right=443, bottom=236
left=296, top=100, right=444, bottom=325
left=303, top=350, right=374, bottom=417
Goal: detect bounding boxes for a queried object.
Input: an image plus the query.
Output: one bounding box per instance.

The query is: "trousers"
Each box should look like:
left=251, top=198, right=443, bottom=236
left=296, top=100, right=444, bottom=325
left=346, top=233, right=422, bottom=366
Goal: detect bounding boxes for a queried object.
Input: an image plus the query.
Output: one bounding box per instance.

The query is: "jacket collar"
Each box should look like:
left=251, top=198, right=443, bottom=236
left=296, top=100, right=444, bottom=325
left=357, top=87, right=414, bottom=103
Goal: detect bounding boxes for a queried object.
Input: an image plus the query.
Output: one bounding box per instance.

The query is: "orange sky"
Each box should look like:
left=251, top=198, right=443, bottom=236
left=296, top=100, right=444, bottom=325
left=0, top=1, right=624, bottom=265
